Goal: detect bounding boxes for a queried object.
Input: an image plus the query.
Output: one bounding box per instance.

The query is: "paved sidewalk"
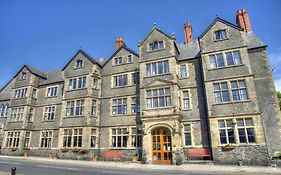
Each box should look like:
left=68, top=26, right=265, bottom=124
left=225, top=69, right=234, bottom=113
left=0, top=155, right=281, bottom=174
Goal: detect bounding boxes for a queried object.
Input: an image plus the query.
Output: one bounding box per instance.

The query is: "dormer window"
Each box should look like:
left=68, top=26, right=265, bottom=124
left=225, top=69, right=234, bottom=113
left=21, top=72, right=27, bottom=80
left=76, top=60, right=83, bottom=68
left=215, top=30, right=227, bottom=41
left=149, top=41, right=164, bottom=51
left=127, top=55, right=133, bottom=63
left=114, top=57, right=122, bottom=65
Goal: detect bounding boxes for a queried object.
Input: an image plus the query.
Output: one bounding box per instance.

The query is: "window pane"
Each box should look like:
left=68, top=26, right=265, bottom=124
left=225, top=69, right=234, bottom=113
left=214, top=92, right=222, bottom=103
left=163, top=61, right=169, bottom=73
left=185, top=133, right=192, bottom=145
left=180, top=64, right=187, bottom=77
left=222, top=91, right=230, bottom=102
left=146, top=64, right=151, bottom=76
left=219, top=130, right=227, bottom=144
left=152, top=63, right=157, bottom=75
left=213, top=83, right=220, bottom=91
left=247, top=128, right=255, bottom=143
left=245, top=119, right=253, bottom=126
left=233, top=51, right=241, bottom=64
left=232, top=90, right=240, bottom=101
left=228, top=129, right=235, bottom=143
left=238, top=129, right=247, bottom=143
left=240, top=89, right=248, bottom=100
left=210, top=55, right=216, bottom=68
left=216, top=54, right=224, bottom=67
left=218, top=120, right=225, bottom=128
left=158, top=62, right=163, bottom=75
left=226, top=52, right=234, bottom=65
left=159, top=97, right=165, bottom=107
left=237, top=119, right=244, bottom=127
left=238, top=80, right=246, bottom=88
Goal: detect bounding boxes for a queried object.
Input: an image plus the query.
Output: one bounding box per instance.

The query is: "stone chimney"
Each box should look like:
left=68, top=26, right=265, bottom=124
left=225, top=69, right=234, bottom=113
left=236, top=8, right=252, bottom=33
left=184, top=22, right=193, bottom=44
left=115, top=37, right=126, bottom=50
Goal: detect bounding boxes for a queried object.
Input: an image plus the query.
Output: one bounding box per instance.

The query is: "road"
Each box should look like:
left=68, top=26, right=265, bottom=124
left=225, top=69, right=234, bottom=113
left=0, top=157, right=279, bottom=175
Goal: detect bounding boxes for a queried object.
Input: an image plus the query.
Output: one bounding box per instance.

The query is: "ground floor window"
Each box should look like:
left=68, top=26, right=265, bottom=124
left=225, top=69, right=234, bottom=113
left=6, top=131, right=20, bottom=148
left=184, top=123, right=192, bottom=146
left=24, top=131, right=31, bottom=147
left=90, top=128, right=97, bottom=148
left=218, top=118, right=255, bottom=144
left=131, top=128, right=142, bottom=147
left=40, top=131, right=53, bottom=148
left=112, top=128, right=128, bottom=148
left=63, top=128, right=83, bottom=148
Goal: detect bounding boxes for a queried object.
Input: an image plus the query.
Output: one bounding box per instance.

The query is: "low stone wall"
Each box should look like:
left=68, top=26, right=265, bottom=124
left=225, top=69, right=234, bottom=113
left=212, top=145, right=269, bottom=166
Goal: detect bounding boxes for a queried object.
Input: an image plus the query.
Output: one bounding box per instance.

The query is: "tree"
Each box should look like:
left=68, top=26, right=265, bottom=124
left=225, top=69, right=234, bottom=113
left=277, top=91, right=281, bottom=110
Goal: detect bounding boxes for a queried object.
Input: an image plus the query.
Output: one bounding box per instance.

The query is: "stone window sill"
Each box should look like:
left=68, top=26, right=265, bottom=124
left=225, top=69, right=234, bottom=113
left=63, top=115, right=85, bottom=119
left=208, top=64, right=244, bottom=71
left=213, top=100, right=251, bottom=106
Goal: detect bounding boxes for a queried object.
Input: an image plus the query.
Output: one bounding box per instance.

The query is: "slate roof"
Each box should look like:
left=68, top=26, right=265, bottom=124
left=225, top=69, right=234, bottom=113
left=176, top=40, right=201, bottom=60
left=39, top=69, right=64, bottom=86
left=25, top=64, right=47, bottom=79
left=242, top=32, right=266, bottom=49
left=0, top=80, right=14, bottom=101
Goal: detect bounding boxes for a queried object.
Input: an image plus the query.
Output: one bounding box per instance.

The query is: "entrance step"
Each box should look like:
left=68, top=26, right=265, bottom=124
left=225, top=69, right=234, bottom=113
left=184, top=160, right=214, bottom=165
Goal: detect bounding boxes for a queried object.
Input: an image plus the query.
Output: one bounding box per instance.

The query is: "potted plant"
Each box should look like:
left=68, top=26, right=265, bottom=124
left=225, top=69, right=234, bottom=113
left=91, top=153, right=97, bottom=161
left=61, top=147, right=69, bottom=153
left=175, top=156, right=183, bottom=165
left=48, top=152, right=53, bottom=159
left=71, top=147, right=80, bottom=153
left=221, top=144, right=236, bottom=151
left=131, top=153, right=138, bottom=162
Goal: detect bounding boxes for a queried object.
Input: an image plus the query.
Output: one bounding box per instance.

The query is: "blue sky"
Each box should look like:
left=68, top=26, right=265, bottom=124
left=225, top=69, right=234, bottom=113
left=0, top=0, right=281, bottom=91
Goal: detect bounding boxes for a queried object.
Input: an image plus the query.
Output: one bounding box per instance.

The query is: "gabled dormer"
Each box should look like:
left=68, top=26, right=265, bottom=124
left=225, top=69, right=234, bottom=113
left=102, top=39, right=139, bottom=76
left=199, top=17, right=245, bottom=54
left=138, top=24, right=177, bottom=62
left=62, top=49, right=101, bottom=79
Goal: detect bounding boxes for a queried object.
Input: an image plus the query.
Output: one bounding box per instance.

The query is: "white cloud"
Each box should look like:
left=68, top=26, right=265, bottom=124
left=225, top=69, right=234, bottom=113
left=274, top=78, right=281, bottom=92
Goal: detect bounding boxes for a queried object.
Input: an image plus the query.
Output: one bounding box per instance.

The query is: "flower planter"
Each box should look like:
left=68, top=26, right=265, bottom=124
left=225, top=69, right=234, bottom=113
left=131, top=156, right=138, bottom=162
left=23, top=151, right=29, bottom=157
left=48, top=153, right=53, bottom=159
left=92, top=156, right=97, bottom=162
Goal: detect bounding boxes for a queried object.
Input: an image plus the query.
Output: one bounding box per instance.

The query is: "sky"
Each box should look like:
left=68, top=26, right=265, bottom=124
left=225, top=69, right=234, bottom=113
left=0, top=0, right=281, bottom=91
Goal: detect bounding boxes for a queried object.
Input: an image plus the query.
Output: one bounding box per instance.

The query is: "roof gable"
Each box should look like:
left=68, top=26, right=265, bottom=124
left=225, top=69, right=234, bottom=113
left=102, top=45, right=139, bottom=67
left=138, top=24, right=174, bottom=46
left=199, top=17, right=243, bottom=39
left=62, top=49, right=101, bottom=71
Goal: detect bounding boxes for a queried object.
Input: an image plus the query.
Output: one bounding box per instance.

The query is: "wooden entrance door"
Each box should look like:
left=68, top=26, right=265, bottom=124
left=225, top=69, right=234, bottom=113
left=152, top=127, right=172, bottom=164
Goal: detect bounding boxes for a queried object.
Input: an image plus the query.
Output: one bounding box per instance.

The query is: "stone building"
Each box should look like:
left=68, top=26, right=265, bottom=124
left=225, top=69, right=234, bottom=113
left=0, top=9, right=280, bottom=165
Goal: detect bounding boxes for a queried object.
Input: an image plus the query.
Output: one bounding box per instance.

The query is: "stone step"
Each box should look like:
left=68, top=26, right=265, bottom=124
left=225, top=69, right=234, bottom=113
left=183, top=160, right=214, bottom=165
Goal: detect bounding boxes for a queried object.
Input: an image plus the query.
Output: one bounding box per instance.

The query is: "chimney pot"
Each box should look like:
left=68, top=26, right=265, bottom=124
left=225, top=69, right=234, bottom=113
left=184, top=22, right=193, bottom=44
left=236, top=8, right=252, bottom=33
left=115, top=37, right=126, bottom=50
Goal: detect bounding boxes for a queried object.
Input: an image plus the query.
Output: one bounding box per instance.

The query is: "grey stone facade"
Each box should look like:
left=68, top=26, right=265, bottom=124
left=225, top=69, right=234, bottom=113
left=0, top=10, right=280, bottom=166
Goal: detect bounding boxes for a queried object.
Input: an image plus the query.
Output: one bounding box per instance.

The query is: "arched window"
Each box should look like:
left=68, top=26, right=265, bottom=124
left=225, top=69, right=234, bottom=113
left=0, top=104, right=4, bottom=117
left=5, top=103, right=9, bottom=117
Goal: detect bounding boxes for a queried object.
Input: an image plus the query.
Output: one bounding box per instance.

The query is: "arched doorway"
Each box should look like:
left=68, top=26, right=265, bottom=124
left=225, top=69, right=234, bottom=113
left=151, top=127, right=172, bottom=164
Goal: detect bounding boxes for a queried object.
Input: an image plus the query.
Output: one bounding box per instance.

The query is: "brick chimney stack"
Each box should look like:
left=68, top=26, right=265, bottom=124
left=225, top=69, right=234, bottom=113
left=184, top=22, right=193, bottom=44
left=115, top=37, right=126, bottom=50
left=236, top=8, right=252, bottom=33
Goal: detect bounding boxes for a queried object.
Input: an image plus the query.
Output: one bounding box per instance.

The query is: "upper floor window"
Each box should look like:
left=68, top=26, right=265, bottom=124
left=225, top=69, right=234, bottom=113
left=76, top=60, right=83, bottom=68
left=132, top=72, right=139, bottom=85
left=146, top=60, right=169, bottom=76
left=237, top=118, right=255, bottom=143
left=0, top=123, right=3, bottom=132
left=114, top=74, right=128, bottom=87
left=131, top=97, right=140, bottom=113
left=112, top=98, right=127, bottom=115
left=69, top=77, right=86, bottom=90
left=66, top=100, right=84, bottom=117
left=10, top=107, right=24, bottom=122
left=43, top=106, right=56, bottom=121
left=213, top=82, right=230, bottom=103
left=210, top=51, right=241, bottom=69
left=114, top=57, right=122, bottom=65
left=91, top=100, right=97, bottom=116
left=127, top=55, right=133, bottom=63
left=182, top=90, right=190, bottom=109
left=32, top=89, right=37, bottom=99
left=215, top=29, right=227, bottom=41
left=93, top=78, right=98, bottom=89
left=21, top=72, right=27, bottom=80
left=149, top=41, right=164, bottom=51
left=225, top=51, right=241, bottom=66
left=28, top=107, right=34, bottom=122
left=14, top=88, right=27, bottom=99
left=0, top=104, right=5, bottom=117
left=210, top=53, right=224, bottom=68
left=47, top=86, right=58, bottom=97
left=146, top=88, right=171, bottom=108
left=180, top=64, right=188, bottom=78
left=231, top=80, right=248, bottom=101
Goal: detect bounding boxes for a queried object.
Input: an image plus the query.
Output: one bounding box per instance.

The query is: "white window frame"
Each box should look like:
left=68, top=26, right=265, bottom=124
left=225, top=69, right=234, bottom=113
left=24, top=131, right=31, bottom=148
left=127, top=54, right=133, bottom=63
left=111, top=128, right=128, bottom=148
left=90, top=128, right=97, bottom=148
left=43, top=106, right=56, bottom=121
left=183, top=123, right=193, bottom=146
left=46, top=86, right=58, bottom=97
left=40, top=130, right=53, bottom=148
left=68, top=76, right=87, bottom=90
left=6, top=131, right=21, bottom=148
